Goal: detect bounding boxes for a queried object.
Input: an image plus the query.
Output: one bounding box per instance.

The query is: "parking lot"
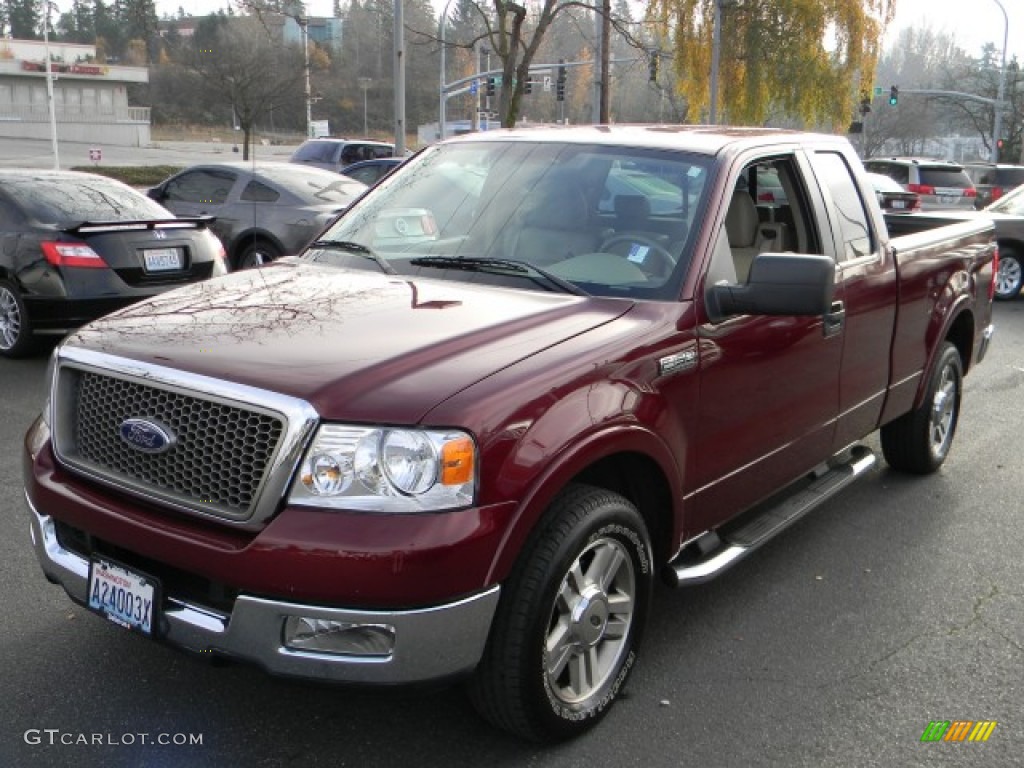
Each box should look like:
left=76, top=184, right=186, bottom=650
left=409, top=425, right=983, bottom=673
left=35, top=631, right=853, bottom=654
left=1, top=300, right=1022, bottom=766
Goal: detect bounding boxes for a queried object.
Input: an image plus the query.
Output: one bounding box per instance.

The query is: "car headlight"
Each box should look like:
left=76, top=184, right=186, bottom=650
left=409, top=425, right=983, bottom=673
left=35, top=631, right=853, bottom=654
left=288, top=425, right=476, bottom=512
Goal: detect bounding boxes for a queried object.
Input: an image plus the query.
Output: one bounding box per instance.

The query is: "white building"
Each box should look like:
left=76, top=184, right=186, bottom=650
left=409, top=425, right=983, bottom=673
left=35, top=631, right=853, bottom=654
left=0, top=38, right=150, bottom=146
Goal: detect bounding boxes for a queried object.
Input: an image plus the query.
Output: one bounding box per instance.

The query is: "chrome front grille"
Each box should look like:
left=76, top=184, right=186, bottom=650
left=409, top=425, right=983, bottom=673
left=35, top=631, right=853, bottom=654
left=52, top=348, right=320, bottom=527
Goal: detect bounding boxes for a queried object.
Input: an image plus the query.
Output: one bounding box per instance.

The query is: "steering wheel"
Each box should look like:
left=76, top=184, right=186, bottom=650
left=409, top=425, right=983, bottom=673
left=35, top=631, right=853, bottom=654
left=599, top=233, right=676, bottom=278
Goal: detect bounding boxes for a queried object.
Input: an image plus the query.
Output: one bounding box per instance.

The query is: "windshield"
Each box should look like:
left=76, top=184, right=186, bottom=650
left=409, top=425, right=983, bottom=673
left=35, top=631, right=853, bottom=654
left=988, top=182, right=1024, bottom=214
left=305, top=139, right=712, bottom=299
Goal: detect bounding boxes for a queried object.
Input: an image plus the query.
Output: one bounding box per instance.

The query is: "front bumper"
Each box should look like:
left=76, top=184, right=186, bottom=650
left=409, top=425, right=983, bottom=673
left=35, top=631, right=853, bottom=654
left=26, top=492, right=499, bottom=685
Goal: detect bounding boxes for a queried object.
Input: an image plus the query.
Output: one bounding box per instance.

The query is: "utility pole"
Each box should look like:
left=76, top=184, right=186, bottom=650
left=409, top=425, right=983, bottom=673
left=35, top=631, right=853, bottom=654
left=393, top=0, right=405, bottom=154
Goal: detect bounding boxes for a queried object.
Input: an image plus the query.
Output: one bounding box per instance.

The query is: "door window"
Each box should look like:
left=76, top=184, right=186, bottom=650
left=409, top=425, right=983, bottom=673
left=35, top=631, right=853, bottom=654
left=811, top=151, right=874, bottom=262
left=165, top=170, right=236, bottom=205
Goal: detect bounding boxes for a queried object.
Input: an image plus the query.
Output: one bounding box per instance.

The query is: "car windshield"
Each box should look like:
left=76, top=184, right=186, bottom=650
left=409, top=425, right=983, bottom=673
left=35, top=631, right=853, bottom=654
left=255, top=165, right=366, bottom=203
left=305, top=139, right=712, bottom=300
left=987, top=182, right=1024, bottom=214
left=867, top=173, right=904, bottom=193
left=9, top=175, right=170, bottom=223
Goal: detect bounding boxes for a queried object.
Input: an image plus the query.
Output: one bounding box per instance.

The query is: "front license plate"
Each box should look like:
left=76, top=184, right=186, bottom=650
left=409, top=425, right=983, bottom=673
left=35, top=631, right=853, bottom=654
left=88, top=557, right=158, bottom=635
left=143, top=248, right=183, bottom=272
left=892, top=200, right=906, bottom=209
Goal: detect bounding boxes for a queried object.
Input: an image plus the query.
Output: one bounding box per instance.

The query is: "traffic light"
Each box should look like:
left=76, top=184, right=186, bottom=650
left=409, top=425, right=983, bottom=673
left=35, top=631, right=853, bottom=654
left=524, top=77, right=533, bottom=95
left=889, top=85, right=898, bottom=106
left=997, top=138, right=1005, bottom=151
left=860, top=96, right=871, bottom=115
left=648, top=53, right=658, bottom=83
left=486, top=77, right=496, bottom=97
left=556, top=62, right=566, bottom=102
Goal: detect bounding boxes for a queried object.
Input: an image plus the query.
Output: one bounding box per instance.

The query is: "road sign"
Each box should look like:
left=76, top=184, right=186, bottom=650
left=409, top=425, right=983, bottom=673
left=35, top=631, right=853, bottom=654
left=873, top=86, right=883, bottom=96
left=543, top=75, right=552, bottom=92
left=88, top=147, right=101, bottom=163
left=470, top=81, right=478, bottom=95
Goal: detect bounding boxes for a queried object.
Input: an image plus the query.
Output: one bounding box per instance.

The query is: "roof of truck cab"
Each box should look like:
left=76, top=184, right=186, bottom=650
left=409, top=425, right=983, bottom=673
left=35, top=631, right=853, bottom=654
left=439, top=124, right=847, bottom=155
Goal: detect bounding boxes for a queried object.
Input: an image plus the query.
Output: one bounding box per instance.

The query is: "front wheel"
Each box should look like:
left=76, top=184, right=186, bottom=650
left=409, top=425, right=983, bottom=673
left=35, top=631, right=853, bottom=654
left=237, top=239, right=281, bottom=269
left=995, top=247, right=1022, bottom=300
left=469, top=484, right=653, bottom=742
left=881, top=341, right=963, bottom=474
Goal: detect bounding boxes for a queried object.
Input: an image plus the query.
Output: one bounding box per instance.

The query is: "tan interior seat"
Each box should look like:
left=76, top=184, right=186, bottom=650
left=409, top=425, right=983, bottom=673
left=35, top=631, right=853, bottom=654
left=508, top=176, right=599, bottom=265
left=725, top=189, right=788, bottom=281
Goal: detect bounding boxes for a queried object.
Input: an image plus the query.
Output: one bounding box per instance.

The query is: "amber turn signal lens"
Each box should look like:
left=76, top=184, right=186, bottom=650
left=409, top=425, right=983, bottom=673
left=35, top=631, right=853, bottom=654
left=440, top=437, right=475, bottom=485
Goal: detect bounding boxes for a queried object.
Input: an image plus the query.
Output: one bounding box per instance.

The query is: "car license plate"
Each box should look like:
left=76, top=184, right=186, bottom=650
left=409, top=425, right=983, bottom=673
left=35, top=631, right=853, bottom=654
left=892, top=200, right=906, bottom=209
left=143, top=248, right=183, bottom=272
left=88, top=557, right=158, bottom=635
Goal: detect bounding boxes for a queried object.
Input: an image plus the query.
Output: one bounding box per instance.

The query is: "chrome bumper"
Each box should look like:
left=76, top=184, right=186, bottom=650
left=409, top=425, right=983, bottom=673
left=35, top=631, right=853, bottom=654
left=25, top=493, right=499, bottom=684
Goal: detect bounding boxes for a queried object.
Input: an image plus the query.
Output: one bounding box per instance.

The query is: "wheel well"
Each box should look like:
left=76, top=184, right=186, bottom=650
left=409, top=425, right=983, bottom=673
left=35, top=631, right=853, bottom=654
left=572, top=452, right=674, bottom=567
left=945, top=309, right=975, bottom=375
left=230, top=231, right=284, bottom=265
left=998, top=237, right=1023, bottom=259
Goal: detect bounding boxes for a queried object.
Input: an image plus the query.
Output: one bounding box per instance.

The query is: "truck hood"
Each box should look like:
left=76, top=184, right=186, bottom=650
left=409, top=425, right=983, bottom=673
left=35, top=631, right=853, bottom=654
left=68, top=260, right=635, bottom=423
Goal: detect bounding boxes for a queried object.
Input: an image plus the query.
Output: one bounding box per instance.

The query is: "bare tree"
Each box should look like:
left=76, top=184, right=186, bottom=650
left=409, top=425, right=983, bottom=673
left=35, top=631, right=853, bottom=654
left=181, top=15, right=305, bottom=159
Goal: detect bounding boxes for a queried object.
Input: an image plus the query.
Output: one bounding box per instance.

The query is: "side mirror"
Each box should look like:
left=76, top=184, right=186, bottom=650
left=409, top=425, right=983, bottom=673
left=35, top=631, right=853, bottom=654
left=147, top=187, right=164, bottom=202
left=707, top=253, right=835, bottom=322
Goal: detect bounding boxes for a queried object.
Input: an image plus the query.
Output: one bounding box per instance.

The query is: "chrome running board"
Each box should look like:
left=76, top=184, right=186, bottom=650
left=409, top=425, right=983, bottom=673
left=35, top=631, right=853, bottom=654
left=665, top=445, right=876, bottom=587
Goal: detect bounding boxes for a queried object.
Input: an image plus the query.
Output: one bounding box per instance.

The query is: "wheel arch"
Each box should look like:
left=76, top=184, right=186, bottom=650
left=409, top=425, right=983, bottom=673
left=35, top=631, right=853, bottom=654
left=228, top=229, right=287, bottom=266
left=485, top=426, right=682, bottom=586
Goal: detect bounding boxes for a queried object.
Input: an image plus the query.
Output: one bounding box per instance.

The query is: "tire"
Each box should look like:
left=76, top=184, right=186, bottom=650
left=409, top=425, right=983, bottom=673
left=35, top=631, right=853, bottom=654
left=995, top=247, right=1022, bottom=301
left=469, top=483, right=653, bottom=742
left=237, top=239, right=281, bottom=269
left=0, top=279, right=36, bottom=358
left=881, top=341, right=963, bottom=474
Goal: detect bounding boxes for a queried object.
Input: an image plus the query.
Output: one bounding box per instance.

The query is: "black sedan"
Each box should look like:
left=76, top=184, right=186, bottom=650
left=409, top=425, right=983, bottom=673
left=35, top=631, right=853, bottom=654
left=148, top=162, right=366, bottom=268
left=0, top=169, right=227, bottom=358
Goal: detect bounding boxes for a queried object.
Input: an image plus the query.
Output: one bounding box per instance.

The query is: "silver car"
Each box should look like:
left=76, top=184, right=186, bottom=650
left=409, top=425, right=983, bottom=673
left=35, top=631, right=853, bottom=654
left=863, top=158, right=976, bottom=211
left=148, top=162, right=367, bottom=268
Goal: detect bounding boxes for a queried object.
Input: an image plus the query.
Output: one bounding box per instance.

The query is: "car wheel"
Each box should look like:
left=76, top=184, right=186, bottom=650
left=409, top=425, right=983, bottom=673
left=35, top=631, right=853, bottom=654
left=881, top=341, right=962, bottom=474
left=469, top=483, right=653, bottom=742
left=0, top=279, right=35, bottom=358
left=237, top=239, right=281, bottom=269
left=994, top=247, right=1022, bottom=300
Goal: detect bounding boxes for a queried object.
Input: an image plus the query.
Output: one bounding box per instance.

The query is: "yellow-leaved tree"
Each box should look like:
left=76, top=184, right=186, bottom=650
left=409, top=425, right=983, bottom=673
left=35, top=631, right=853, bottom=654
left=649, top=0, right=896, bottom=129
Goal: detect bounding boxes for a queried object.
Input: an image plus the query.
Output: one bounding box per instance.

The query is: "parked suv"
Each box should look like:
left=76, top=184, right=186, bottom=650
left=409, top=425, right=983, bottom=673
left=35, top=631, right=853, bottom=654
left=290, top=138, right=396, bottom=174
left=863, top=158, right=976, bottom=210
left=963, top=162, right=1024, bottom=209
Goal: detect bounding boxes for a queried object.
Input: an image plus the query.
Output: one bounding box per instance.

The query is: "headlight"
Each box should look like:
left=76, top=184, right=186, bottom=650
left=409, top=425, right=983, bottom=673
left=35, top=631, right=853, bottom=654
left=288, top=425, right=476, bottom=512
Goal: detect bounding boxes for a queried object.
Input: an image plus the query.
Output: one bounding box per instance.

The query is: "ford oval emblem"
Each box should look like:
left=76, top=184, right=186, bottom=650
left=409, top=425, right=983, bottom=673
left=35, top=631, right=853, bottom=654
left=119, top=418, right=176, bottom=454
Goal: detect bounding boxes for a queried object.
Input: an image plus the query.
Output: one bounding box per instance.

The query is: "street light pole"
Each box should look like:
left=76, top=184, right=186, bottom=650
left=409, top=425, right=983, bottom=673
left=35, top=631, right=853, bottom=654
left=438, top=0, right=457, bottom=140
left=42, top=1, right=59, bottom=169
left=301, top=18, right=312, bottom=138
left=990, top=0, right=1009, bottom=163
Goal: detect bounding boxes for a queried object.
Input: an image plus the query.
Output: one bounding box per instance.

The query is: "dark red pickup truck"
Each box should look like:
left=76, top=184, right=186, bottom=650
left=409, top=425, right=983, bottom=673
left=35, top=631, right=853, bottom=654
left=24, top=126, right=996, bottom=742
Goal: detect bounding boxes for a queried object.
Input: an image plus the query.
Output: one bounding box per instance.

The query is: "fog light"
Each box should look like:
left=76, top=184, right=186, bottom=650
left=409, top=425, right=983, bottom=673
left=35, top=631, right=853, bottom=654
left=283, top=616, right=396, bottom=657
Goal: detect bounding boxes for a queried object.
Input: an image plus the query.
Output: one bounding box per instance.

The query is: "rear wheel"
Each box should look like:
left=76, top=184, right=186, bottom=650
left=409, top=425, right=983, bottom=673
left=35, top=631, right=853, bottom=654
left=881, top=341, right=962, bottom=474
left=0, top=279, right=35, bottom=358
left=995, top=247, right=1022, bottom=300
left=237, top=239, right=281, bottom=269
left=469, top=484, right=653, bottom=742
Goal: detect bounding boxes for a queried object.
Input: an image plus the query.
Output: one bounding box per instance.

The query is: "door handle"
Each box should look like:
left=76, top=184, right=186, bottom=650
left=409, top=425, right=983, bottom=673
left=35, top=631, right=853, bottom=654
left=823, top=300, right=845, bottom=338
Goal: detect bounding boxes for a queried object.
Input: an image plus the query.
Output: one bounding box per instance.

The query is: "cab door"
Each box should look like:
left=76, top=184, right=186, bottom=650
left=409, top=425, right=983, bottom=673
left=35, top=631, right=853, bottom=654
left=689, top=151, right=844, bottom=533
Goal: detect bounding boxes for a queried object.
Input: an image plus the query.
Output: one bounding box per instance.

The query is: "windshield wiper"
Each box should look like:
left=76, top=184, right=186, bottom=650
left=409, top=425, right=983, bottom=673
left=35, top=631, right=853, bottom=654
left=409, top=256, right=589, bottom=296
left=308, top=239, right=396, bottom=274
